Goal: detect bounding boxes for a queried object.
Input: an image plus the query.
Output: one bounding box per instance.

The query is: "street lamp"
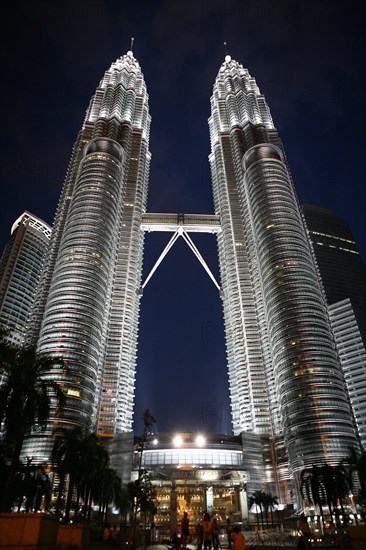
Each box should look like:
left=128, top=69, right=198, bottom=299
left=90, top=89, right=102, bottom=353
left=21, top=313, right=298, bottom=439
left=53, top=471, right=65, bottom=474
left=195, top=434, right=206, bottom=447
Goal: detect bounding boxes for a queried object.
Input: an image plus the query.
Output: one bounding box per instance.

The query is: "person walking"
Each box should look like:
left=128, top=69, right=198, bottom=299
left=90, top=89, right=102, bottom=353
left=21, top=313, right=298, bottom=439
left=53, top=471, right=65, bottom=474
left=231, top=526, right=246, bottom=550
left=225, top=518, right=232, bottom=549
left=196, top=520, right=203, bottom=550
left=299, top=513, right=311, bottom=541
left=202, top=513, right=213, bottom=550
left=212, top=517, right=220, bottom=550
left=181, top=511, right=190, bottom=549
left=103, top=524, right=112, bottom=544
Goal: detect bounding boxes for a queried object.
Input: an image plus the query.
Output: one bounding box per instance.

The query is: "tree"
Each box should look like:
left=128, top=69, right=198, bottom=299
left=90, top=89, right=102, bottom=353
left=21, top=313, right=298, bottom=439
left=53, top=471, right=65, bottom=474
left=262, top=492, right=278, bottom=527
left=333, top=462, right=352, bottom=524
left=0, top=345, right=65, bottom=512
left=115, top=483, right=133, bottom=532
left=347, top=448, right=366, bottom=511
left=137, top=409, right=156, bottom=474
left=13, top=460, right=52, bottom=513
left=250, top=490, right=266, bottom=528
left=301, top=463, right=353, bottom=527
left=52, top=427, right=107, bottom=522
left=76, top=433, right=110, bottom=524
left=97, top=467, right=124, bottom=525
left=129, top=470, right=157, bottom=548
left=300, top=465, right=327, bottom=523
left=132, top=410, right=156, bottom=546
left=52, top=427, right=122, bottom=525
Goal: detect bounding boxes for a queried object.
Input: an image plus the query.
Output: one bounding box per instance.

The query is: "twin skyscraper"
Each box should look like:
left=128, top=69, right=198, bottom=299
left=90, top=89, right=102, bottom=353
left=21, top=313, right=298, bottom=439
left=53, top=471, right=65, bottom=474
left=11, top=50, right=360, bottom=500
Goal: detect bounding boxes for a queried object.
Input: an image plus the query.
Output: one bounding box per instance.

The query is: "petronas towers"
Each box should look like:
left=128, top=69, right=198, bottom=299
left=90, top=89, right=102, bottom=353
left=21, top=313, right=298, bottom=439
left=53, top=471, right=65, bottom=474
left=23, top=50, right=360, bottom=497
left=26, top=51, right=151, bottom=460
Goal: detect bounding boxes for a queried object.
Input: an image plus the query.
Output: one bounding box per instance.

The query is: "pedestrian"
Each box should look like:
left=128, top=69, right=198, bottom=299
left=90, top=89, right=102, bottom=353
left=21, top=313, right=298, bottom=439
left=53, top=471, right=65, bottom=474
left=297, top=513, right=311, bottom=550
left=111, top=526, right=120, bottom=547
left=103, top=524, right=114, bottom=547
left=104, top=524, right=112, bottom=544
left=196, top=520, right=203, bottom=550
left=225, top=518, right=232, bottom=549
left=299, top=513, right=311, bottom=541
left=231, top=526, right=246, bottom=550
left=202, top=513, right=213, bottom=550
left=172, top=532, right=180, bottom=549
left=212, top=517, right=220, bottom=550
left=181, top=511, right=190, bottom=549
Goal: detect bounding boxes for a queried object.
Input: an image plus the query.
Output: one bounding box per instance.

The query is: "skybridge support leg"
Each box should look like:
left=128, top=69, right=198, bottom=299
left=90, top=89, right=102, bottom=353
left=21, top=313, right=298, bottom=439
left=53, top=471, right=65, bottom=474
left=141, top=230, right=180, bottom=291
left=140, top=227, right=221, bottom=293
left=180, top=229, right=221, bottom=291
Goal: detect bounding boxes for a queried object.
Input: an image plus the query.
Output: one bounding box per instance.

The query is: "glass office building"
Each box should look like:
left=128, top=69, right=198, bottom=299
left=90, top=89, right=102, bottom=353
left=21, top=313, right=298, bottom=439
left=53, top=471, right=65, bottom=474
left=302, top=204, right=366, bottom=349
left=329, top=299, right=366, bottom=449
left=0, top=212, right=51, bottom=345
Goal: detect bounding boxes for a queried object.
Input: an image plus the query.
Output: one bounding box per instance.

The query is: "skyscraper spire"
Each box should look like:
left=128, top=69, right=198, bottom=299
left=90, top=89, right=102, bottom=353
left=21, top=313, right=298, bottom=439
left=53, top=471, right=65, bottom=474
left=223, top=41, right=232, bottom=63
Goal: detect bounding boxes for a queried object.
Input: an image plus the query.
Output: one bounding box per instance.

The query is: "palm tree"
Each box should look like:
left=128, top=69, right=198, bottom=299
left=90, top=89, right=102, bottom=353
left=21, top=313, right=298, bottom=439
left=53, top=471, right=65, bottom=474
left=92, top=467, right=123, bottom=526
left=300, top=465, right=326, bottom=524
left=115, top=484, right=133, bottom=533
left=0, top=345, right=65, bottom=512
left=263, top=493, right=278, bottom=526
left=333, top=462, right=352, bottom=524
left=14, top=461, right=52, bottom=513
left=347, top=448, right=366, bottom=510
left=52, top=427, right=115, bottom=524
left=78, top=434, right=110, bottom=524
left=52, top=426, right=92, bottom=522
left=319, top=464, right=337, bottom=518
left=250, top=490, right=266, bottom=528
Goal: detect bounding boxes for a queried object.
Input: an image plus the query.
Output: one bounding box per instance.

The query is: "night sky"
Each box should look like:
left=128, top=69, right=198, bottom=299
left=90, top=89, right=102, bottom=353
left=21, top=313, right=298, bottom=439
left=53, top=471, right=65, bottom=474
left=1, top=1, right=365, bottom=435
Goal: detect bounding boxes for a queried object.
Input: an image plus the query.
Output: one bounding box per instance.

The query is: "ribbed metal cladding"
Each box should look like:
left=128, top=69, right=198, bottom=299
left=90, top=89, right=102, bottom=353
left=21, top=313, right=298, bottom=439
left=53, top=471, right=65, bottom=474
left=209, top=56, right=360, bottom=501
left=37, top=139, right=124, bottom=429
left=23, top=52, right=151, bottom=464
left=209, top=57, right=276, bottom=438
left=242, top=143, right=358, bottom=472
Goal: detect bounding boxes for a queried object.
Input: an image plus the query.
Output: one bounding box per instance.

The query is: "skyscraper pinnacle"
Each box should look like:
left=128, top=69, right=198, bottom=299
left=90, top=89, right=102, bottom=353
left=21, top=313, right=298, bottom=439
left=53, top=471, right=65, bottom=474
left=223, top=41, right=231, bottom=63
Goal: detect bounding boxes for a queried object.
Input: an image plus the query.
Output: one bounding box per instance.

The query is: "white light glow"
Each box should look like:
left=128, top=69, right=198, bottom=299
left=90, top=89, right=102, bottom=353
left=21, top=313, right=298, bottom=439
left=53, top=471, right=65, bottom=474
left=195, top=435, right=206, bottom=447
left=173, top=435, right=183, bottom=447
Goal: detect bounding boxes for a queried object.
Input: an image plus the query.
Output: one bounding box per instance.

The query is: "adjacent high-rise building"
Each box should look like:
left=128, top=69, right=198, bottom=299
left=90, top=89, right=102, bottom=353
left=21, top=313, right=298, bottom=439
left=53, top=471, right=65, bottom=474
left=0, top=212, right=51, bottom=345
left=328, top=299, right=366, bottom=449
left=302, top=205, right=366, bottom=450
left=302, top=204, right=366, bottom=348
left=18, top=51, right=360, bottom=499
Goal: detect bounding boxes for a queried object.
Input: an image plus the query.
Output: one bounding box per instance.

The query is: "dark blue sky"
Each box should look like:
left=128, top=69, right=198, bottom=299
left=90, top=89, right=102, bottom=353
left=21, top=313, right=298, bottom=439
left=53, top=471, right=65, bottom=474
left=1, top=1, right=365, bottom=435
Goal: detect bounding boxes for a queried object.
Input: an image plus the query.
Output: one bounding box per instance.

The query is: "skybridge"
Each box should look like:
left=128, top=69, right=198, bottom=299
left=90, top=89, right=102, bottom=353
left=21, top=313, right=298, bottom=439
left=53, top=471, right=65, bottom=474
left=141, top=212, right=221, bottom=233
left=140, top=213, right=222, bottom=292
